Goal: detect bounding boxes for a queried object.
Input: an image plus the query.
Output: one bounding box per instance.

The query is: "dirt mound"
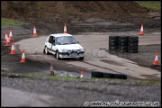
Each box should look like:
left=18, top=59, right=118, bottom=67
left=2, top=1, right=160, bottom=35
left=2, top=1, right=149, bottom=20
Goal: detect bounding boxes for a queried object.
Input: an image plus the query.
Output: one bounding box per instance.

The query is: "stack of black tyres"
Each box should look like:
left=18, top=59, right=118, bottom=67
left=109, top=35, right=138, bottom=53
left=128, top=36, right=139, bottom=53
left=109, top=36, right=119, bottom=51
left=118, top=36, right=129, bottom=52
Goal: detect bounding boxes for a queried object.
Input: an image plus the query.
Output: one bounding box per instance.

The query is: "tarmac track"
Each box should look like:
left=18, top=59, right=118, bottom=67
left=1, top=20, right=161, bottom=80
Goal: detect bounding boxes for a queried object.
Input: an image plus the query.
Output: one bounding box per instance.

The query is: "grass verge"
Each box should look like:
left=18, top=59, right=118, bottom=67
left=2, top=18, right=25, bottom=26
left=1, top=72, right=160, bottom=84
left=136, top=1, right=161, bottom=11
left=1, top=72, right=82, bottom=81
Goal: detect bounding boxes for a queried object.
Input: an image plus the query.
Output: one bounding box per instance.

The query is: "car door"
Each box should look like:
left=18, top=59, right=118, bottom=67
left=47, top=36, right=53, bottom=51
left=51, top=37, right=57, bottom=54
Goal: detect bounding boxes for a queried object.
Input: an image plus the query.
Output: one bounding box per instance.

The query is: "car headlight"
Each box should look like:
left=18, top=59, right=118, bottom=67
left=67, top=50, right=72, bottom=54
left=77, top=49, right=84, bottom=53
left=80, top=48, right=84, bottom=52
left=77, top=49, right=80, bottom=53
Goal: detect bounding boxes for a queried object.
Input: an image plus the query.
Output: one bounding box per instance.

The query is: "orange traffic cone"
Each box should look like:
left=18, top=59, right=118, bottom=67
left=9, top=28, right=13, bottom=40
left=4, top=36, right=10, bottom=46
left=33, top=25, right=37, bottom=37
left=4, top=31, right=8, bottom=42
left=153, top=52, right=159, bottom=66
left=20, top=50, right=26, bottom=63
left=49, top=63, right=55, bottom=76
left=64, top=23, right=67, bottom=34
left=80, top=71, right=84, bottom=78
left=10, top=42, right=16, bottom=54
left=139, top=24, right=144, bottom=35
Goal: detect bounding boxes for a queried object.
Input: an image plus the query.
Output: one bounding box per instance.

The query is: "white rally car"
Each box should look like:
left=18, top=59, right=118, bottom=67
left=43, top=33, right=85, bottom=60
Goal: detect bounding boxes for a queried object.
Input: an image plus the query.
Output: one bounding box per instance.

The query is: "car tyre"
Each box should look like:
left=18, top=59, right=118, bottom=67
left=118, top=36, right=128, bottom=43
left=109, top=42, right=118, bottom=46
left=91, top=71, right=104, bottom=78
left=128, top=36, right=139, bottom=43
left=128, top=46, right=138, bottom=50
left=79, top=57, right=84, bottom=61
left=109, top=36, right=119, bottom=43
left=118, top=41, right=128, bottom=46
left=56, top=51, right=61, bottom=60
left=128, top=49, right=138, bottom=53
left=118, top=49, right=128, bottom=53
left=45, top=46, right=49, bottom=55
left=109, top=46, right=118, bottom=51
left=103, top=73, right=114, bottom=78
left=113, top=74, right=127, bottom=79
left=128, top=43, right=138, bottom=47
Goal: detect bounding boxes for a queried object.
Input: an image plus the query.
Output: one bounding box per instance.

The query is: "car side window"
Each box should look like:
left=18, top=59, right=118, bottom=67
left=48, top=36, right=53, bottom=44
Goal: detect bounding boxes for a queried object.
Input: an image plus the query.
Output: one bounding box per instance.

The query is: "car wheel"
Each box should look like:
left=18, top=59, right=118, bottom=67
left=56, top=51, right=60, bottom=60
left=79, top=57, right=84, bottom=61
left=45, top=46, right=49, bottom=55
left=43, top=48, right=45, bottom=54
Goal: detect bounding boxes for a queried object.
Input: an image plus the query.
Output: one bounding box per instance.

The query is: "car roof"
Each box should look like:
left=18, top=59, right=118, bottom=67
left=49, top=33, right=73, bottom=38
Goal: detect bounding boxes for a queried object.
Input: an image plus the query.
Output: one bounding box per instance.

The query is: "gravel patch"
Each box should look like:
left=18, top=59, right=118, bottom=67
left=1, top=76, right=161, bottom=107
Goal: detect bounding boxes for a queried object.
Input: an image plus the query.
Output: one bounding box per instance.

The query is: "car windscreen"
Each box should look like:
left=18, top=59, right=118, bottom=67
left=56, top=36, right=78, bottom=45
